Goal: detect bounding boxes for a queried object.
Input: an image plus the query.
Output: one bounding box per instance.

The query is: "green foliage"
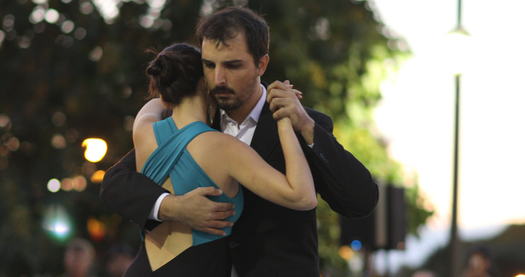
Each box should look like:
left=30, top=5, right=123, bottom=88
left=0, top=0, right=433, bottom=274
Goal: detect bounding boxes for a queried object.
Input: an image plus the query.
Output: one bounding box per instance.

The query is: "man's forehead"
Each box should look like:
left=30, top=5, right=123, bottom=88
left=202, top=38, right=232, bottom=52
left=201, top=34, right=250, bottom=59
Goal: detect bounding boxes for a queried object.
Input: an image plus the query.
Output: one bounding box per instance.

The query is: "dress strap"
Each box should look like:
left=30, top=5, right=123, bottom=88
left=141, top=119, right=215, bottom=185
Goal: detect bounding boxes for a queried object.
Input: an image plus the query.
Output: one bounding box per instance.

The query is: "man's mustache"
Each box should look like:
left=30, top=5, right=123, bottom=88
left=210, top=86, right=235, bottom=96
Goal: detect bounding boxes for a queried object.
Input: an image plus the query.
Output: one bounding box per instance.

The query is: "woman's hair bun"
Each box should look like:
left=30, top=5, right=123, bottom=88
left=146, top=57, right=163, bottom=77
left=145, top=43, right=203, bottom=105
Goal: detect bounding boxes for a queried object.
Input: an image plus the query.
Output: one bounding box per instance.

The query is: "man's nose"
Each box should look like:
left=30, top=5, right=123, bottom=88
left=214, top=67, right=226, bottom=86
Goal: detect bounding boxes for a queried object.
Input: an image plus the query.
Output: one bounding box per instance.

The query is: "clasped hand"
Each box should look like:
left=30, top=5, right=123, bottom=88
left=267, top=80, right=315, bottom=145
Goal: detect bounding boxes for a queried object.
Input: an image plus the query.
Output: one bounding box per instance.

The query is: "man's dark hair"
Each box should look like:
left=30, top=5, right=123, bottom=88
left=196, top=7, right=269, bottom=64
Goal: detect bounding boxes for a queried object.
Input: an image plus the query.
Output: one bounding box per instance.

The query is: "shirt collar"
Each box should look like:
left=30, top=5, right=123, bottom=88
left=220, top=84, right=267, bottom=125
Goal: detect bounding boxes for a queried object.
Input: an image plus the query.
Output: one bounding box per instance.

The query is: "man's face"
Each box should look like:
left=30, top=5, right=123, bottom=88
left=201, top=32, right=267, bottom=112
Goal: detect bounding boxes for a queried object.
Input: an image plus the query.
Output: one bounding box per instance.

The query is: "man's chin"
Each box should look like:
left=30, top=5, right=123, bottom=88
left=216, top=101, right=240, bottom=112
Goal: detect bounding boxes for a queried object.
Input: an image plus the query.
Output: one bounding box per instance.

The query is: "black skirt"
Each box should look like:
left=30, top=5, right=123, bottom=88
left=124, top=237, right=232, bottom=277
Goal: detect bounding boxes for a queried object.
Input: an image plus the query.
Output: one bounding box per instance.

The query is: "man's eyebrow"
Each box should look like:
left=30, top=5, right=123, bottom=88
left=201, top=58, right=244, bottom=65
left=223, top=59, right=243, bottom=64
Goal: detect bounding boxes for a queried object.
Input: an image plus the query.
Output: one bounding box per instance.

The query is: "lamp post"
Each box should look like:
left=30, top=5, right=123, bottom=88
left=448, top=0, right=469, bottom=275
left=449, top=69, right=461, bottom=277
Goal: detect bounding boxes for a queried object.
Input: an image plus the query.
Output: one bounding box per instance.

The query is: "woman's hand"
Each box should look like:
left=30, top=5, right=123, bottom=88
left=267, top=80, right=315, bottom=145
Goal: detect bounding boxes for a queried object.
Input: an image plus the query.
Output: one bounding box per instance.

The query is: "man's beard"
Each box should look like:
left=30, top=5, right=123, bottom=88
left=210, top=86, right=242, bottom=112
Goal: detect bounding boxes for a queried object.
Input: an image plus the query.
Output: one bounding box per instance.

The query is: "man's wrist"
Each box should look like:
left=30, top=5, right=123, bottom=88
left=149, top=193, right=170, bottom=221
left=300, top=117, right=315, bottom=145
left=158, top=194, right=179, bottom=221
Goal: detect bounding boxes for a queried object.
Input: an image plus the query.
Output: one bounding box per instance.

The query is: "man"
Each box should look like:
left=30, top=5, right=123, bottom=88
left=100, top=7, right=378, bottom=277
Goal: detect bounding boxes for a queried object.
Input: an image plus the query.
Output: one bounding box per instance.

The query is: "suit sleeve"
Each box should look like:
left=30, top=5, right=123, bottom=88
left=99, top=150, right=169, bottom=228
left=303, top=110, right=378, bottom=218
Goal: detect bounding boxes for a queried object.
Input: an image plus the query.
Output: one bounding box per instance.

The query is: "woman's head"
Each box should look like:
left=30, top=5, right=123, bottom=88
left=145, top=43, right=204, bottom=105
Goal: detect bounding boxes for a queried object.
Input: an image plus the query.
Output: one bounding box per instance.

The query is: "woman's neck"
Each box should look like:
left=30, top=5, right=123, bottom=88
left=171, top=94, right=208, bottom=128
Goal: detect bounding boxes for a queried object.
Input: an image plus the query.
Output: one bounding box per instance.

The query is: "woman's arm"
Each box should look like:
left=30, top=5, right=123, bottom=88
left=223, top=118, right=316, bottom=211
left=132, top=98, right=168, bottom=170
left=132, top=98, right=167, bottom=134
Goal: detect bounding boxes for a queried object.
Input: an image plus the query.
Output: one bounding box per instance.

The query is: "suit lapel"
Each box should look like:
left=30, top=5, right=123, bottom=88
left=250, top=102, right=278, bottom=160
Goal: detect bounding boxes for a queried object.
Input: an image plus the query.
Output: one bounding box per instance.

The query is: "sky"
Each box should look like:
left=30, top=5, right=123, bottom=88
left=369, top=0, right=525, bottom=271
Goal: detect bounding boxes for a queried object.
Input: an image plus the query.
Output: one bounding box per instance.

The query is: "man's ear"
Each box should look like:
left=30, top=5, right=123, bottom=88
left=256, top=54, right=270, bottom=76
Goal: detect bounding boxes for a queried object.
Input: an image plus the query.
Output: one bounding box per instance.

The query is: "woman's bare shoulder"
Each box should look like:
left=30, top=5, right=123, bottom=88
left=193, top=131, right=241, bottom=145
left=189, top=130, right=249, bottom=155
left=133, top=122, right=158, bottom=169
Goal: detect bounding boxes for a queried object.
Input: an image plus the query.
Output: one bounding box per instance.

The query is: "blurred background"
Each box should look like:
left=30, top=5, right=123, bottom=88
left=0, top=0, right=523, bottom=276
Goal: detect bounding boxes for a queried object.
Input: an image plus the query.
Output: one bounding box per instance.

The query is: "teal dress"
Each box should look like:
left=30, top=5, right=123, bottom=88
left=137, top=117, right=243, bottom=275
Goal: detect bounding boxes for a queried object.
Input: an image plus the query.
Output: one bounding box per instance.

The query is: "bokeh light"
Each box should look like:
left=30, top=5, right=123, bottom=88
left=72, top=175, right=87, bottom=192
left=87, top=217, right=106, bottom=241
left=61, top=177, right=73, bottom=191
left=350, top=240, right=363, bottom=251
left=43, top=205, right=73, bottom=243
left=47, top=178, right=61, bottom=193
left=60, top=20, right=75, bottom=34
left=90, top=170, right=105, bottom=183
left=29, top=6, right=46, bottom=24
left=82, top=138, right=107, bottom=163
left=338, top=245, right=355, bottom=260
left=5, top=136, right=20, bottom=151
left=0, top=114, right=10, bottom=128
left=44, top=9, right=59, bottom=24
left=51, top=134, right=67, bottom=149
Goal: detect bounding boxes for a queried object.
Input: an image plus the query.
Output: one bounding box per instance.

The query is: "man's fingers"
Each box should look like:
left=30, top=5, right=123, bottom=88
left=269, top=97, right=288, bottom=112
left=267, top=80, right=286, bottom=92
left=269, top=91, right=302, bottom=112
left=268, top=80, right=293, bottom=93
left=196, top=186, right=223, bottom=196
left=268, top=87, right=302, bottom=101
left=197, top=227, right=227, bottom=236
left=205, top=220, right=233, bottom=229
left=292, top=89, right=303, bottom=99
left=213, top=201, right=235, bottom=212
left=210, top=210, right=235, bottom=220
left=272, top=108, right=288, bottom=121
left=267, top=88, right=292, bottom=103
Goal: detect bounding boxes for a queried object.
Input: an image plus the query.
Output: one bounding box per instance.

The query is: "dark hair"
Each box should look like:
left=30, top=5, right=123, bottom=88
left=145, top=43, right=203, bottom=105
left=468, top=245, right=492, bottom=260
left=195, top=7, right=269, bottom=64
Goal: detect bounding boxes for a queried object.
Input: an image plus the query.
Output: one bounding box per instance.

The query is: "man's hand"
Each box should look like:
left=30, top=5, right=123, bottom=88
left=267, top=80, right=315, bottom=145
left=159, top=187, right=235, bottom=236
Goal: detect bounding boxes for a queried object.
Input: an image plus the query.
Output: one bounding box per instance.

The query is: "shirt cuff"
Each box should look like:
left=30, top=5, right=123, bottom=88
left=308, top=143, right=314, bottom=148
left=148, top=192, right=170, bottom=221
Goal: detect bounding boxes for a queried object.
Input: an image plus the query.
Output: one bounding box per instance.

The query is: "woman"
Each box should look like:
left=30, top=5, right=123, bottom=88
left=128, top=43, right=316, bottom=276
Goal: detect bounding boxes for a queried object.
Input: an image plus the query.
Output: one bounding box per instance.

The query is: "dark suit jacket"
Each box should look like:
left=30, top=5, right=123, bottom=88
left=100, top=102, right=378, bottom=277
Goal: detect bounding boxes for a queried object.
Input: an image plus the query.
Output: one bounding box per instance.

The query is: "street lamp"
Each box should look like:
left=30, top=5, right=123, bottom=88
left=448, top=0, right=470, bottom=276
